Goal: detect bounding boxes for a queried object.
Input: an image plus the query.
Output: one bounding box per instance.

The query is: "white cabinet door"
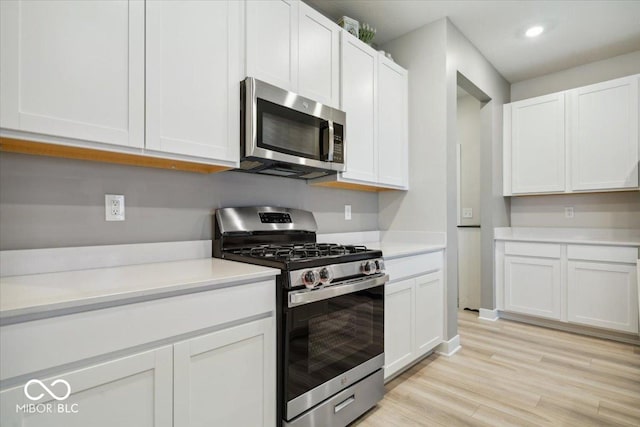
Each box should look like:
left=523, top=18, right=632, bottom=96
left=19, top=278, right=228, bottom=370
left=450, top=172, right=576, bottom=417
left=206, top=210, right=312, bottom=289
left=510, top=93, right=565, bottom=194
left=340, top=32, right=378, bottom=183
left=0, top=346, right=173, bottom=427
left=146, top=0, right=240, bottom=164
left=384, top=279, right=414, bottom=379
left=568, top=261, right=639, bottom=333
left=504, top=256, right=562, bottom=320
left=414, top=271, right=443, bottom=356
left=298, top=2, right=340, bottom=108
left=569, top=76, right=639, bottom=191
left=246, top=0, right=298, bottom=92
left=377, top=54, right=409, bottom=188
left=174, top=318, right=276, bottom=427
left=0, top=0, right=144, bottom=147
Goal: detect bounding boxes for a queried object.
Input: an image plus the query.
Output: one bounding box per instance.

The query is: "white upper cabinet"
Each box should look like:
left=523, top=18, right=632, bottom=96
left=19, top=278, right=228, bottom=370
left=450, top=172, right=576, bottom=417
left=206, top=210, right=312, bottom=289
left=569, top=76, right=639, bottom=191
left=297, top=2, right=340, bottom=107
left=504, top=73, right=640, bottom=195
left=246, top=0, right=299, bottom=93
left=377, top=54, right=409, bottom=188
left=312, top=34, right=409, bottom=191
left=509, top=93, right=566, bottom=194
left=340, top=32, right=378, bottom=183
left=146, top=0, right=240, bottom=164
left=245, top=1, right=340, bottom=108
left=0, top=0, right=144, bottom=147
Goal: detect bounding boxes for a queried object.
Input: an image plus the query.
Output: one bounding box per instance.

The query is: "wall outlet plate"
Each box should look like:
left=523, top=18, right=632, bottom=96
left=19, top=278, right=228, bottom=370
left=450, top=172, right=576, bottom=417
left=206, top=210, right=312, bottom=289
left=564, top=207, right=574, bottom=219
left=462, top=208, right=473, bottom=218
left=105, top=194, right=125, bottom=221
left=345, top=205, right=352, bottom=220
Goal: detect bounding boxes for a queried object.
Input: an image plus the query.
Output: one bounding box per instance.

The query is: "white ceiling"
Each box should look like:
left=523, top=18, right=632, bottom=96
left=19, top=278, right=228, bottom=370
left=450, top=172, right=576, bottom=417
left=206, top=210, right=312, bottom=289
left=305, top=0, right=640, bottom=83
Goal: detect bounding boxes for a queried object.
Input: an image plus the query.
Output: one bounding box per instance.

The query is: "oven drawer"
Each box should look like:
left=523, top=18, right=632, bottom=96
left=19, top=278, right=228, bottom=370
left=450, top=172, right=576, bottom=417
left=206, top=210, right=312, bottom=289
left=284, top=369, right=384, bottom=427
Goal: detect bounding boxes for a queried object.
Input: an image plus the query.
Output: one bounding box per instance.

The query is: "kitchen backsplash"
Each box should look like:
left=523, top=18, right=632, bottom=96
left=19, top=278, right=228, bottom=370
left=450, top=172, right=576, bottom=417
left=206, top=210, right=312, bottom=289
left=0, top=153, right=378, bottom=250
left=510, top=192, right=640, bottom=229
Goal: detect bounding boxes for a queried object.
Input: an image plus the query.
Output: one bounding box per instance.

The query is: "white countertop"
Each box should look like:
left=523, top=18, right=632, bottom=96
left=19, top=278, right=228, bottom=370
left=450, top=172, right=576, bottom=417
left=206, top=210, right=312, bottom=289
left=0, top=258, right=279, bottom=321
left=494, top=227, right=640, bottom=247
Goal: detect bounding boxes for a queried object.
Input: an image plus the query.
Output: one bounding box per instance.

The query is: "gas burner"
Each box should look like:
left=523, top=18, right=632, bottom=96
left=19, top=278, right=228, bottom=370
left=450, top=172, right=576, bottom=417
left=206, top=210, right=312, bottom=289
left=228, top=243, right=371, bottom=262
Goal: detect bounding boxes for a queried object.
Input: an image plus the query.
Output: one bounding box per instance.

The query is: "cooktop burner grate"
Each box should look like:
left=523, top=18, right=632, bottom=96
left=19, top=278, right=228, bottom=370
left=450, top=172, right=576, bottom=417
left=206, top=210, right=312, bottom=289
left=229, top=243, right=371, bottom=261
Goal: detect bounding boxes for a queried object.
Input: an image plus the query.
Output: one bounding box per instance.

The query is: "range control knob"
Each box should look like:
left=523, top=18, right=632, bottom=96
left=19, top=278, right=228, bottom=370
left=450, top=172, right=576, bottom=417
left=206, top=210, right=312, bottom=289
left=302, top=270, right=319, bottom=289
left=319, top=267, right=333, bottom=284
left=375, top=259, right=385, bottom=273
left=362, top=261, right=376, bottom=275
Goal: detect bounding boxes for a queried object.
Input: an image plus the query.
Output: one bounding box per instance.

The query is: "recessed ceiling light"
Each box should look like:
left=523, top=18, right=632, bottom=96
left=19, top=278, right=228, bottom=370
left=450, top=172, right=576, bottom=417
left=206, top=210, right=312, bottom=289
left=525, top=25, right=544, bottom=38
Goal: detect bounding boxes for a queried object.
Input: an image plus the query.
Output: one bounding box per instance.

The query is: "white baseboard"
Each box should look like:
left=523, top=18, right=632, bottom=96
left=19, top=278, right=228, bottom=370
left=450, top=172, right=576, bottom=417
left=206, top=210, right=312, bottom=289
left=479, top=308, right=499, bottom=321
left=435, top=334, right=461, bottom=357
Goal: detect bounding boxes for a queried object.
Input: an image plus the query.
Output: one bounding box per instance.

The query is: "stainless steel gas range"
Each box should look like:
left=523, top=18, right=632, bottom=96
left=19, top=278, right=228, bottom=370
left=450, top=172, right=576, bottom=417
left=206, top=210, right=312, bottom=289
left=213, top=207, right=387, bottom=427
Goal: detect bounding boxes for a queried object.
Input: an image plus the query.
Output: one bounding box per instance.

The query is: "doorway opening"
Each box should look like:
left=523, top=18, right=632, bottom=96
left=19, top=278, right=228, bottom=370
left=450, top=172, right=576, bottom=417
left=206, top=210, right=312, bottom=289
left=456, top=74, right=490, bottom=315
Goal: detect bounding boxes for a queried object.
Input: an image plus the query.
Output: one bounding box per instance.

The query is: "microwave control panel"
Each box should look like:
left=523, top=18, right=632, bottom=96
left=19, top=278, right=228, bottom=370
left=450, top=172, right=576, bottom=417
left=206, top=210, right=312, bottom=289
left=333, top=123, right=344, bottom=164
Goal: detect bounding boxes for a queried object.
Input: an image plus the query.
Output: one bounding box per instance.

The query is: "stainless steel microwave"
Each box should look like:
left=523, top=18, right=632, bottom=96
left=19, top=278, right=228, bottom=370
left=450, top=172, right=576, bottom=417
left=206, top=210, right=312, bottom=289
left=238, top=77, right=346, bottom=179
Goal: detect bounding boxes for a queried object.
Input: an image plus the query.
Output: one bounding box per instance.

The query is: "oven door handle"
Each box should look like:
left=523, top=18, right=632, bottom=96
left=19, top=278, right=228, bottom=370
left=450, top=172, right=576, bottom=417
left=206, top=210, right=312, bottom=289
left=288, top=274, right=388, bottom=308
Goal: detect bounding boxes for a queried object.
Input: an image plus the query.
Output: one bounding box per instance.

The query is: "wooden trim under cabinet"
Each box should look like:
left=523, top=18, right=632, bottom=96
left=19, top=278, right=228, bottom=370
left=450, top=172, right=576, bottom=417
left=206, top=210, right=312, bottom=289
left=310, top=179, right=399, bottom=192
left=0, top=137, right=232, bottom=174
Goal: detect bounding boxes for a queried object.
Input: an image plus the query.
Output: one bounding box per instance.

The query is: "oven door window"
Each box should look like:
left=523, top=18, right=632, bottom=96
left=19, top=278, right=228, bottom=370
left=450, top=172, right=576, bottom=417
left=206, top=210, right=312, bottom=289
left=285, top=286, right=384, bottom=402
left=257, top=99, right=329, bottom=160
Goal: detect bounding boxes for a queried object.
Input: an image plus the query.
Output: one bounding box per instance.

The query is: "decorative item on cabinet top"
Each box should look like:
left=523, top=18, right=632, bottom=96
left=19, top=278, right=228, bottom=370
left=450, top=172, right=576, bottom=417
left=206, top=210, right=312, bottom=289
left=338, top=16, right=359, bottom=37
left=359, top=23, right=377, bottom=45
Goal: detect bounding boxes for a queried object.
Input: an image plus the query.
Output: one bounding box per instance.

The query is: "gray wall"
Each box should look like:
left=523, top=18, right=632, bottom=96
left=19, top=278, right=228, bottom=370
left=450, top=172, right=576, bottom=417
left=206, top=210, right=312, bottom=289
left=511, top=50, right=640, bottom=101
left=0, top=152, right=379, bottom=250
left=378, top=20, right=448, bottom=233
left=511, top=192, right=640, bottom=229
left=380, top=19, right=510, bottom=340
left=510, top=50, right=640, bottom=230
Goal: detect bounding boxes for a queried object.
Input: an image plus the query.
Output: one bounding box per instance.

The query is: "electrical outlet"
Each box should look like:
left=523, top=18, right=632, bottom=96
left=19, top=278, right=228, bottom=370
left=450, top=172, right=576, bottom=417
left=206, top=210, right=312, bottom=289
left=462, top=208, right=473, bottom=219
left=564, top=207, right=574, bottom=219
left=344, top=205, right=352, bottom=220
left=105, top=194, right=125, bottom=221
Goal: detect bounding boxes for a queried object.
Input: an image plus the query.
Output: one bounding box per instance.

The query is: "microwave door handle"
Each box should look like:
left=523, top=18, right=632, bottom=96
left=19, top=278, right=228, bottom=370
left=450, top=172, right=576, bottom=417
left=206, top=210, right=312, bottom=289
left=327, top=120, right=335, bottom=161
left=288, top=274, right=388, bottom=308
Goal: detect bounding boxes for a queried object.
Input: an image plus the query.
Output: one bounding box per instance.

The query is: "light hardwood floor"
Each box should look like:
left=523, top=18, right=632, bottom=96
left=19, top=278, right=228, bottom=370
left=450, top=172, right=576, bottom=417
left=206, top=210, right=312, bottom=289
left=353, top=310, right=640, bottom=426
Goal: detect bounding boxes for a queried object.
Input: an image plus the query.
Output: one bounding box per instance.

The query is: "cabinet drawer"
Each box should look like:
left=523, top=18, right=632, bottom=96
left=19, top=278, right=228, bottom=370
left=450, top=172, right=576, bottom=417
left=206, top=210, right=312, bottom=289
left=567, top=245, right=638, bottom=264
left=385, top=251, right=443, bottom=282
left=505, top=241, right=561, bottom=258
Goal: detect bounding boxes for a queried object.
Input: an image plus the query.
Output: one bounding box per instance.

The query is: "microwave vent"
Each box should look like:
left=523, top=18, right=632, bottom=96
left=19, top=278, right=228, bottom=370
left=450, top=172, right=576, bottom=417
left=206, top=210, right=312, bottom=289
left=300, top=171, right=328, bottom=179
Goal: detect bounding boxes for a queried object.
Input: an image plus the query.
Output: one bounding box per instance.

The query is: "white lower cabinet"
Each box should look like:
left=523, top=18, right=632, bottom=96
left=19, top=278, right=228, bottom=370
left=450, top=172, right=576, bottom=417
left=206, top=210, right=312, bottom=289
left=568, top=261, right=638, bottom=333
left=384, top=251, right=444, bottom=380
left=174, top=318, right=275, bottom=427
left=415, top=272, right=444, bottom=354
left=496, top=239, right=639, bottom=335
left=0, top=317, right=275, bottom=427
left=504, top=255, right=561, bottom=320
left=0, top=280, right=276, bottom=427
left=384, top=278, right=414, bottom=377
left=0, top=346, right=173, bottom=427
